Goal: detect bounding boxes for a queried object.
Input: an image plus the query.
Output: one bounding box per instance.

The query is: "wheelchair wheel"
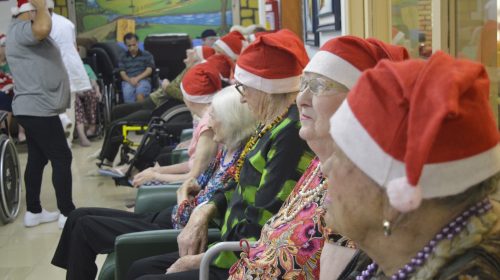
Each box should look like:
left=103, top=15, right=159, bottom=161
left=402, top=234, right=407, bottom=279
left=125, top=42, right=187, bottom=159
left=161, top=104, right=191, bottom=123
left=0, top=134, right=21, bottom=224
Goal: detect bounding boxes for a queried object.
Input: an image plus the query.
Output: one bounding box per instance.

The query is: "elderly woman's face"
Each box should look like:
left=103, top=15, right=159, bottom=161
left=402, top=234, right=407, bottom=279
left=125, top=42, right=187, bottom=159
left=207, top=107, right=225, bottom=144
left=297, top=72, right=348, bottom=143
left=237, top=82, right=266, bottom=119
left=322, top=144, right=384, bottom=239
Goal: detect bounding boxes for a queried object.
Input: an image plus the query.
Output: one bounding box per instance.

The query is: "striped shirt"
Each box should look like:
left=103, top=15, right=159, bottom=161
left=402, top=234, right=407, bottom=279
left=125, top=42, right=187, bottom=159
left=209, top=105, right=314, bottom=269
left=118, top=49, right=155, bottom=78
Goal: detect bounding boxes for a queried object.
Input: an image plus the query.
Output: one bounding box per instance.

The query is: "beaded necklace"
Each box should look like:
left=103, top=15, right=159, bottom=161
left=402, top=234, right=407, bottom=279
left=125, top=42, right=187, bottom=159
left=356, top=198, right=494, bottom=280
left=197, top=146, right=243, bottom=187
left=282, top=163, right=327, bottom=223
left=234, top=109, right=289, bottom=183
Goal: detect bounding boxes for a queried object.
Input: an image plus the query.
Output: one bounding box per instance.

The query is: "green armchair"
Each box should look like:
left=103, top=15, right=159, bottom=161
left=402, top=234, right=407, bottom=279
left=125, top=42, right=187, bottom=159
left=98, top=184, right=180, bottom=280
left=98, top=183, right=222, bottom=280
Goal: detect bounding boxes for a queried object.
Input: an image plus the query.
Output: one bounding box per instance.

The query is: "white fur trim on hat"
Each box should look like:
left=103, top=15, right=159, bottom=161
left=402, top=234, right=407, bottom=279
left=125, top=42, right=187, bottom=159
left=180, top=83, right=215, bottom=104
left=11, top=2, right=36, bottom=15
left=329, top=101, right=500, bottom=200
left=304, top=51, right=361, bottom=89
left=194, top=46, right=204, bottom=61
left=214, top=40, right=237, bottom=60
left=234, top=65, right=301, bottom=94
left=47, top=0, right=54, bottom=9
left=387, top=177, right=422, bottom=212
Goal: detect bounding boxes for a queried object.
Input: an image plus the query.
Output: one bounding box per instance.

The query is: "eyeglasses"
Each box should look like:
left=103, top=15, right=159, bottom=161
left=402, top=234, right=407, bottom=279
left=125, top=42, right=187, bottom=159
left=299, top=76, right=348, bottom=96
left=235, top=82, right=246, bottom=96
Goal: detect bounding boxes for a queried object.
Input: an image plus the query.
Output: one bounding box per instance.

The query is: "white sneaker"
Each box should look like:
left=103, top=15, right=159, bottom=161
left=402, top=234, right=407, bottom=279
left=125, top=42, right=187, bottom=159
left=24, top=209, right=60, bottom=227
left=58, top=214, right=68, bottom=229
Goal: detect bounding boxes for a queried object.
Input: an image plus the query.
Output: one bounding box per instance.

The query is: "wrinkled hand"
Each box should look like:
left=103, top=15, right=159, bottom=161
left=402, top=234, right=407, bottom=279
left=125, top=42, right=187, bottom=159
left=177, top=208, right=209, bottom=257
left=30, top=0, right=47, bottom=9
left=177, top=178, right=201, bottom=204
left=166, top=254, right=204, bottom=274
left=132, top=168, right=157, bottom=187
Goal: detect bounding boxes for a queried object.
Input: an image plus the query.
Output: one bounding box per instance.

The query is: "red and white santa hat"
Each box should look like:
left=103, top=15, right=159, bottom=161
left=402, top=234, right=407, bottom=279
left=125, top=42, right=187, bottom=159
left=329, top=51, right=500, bottom=213
left=11, top=0, right=37, bottom=16
left=180, top=63, right=222, bottom=104
left=213, top=31, right=247, bottom=61
left=247, top=31, right=273, bottom=43
left=205, top=53, right=234, bottom=82
left=193, top=46, right=215, bottom=62
left=304, top=36, right=409, bottom=89
left=0, top=34, right=6, bottom=46
left=234, top=29, right=309, bottom=94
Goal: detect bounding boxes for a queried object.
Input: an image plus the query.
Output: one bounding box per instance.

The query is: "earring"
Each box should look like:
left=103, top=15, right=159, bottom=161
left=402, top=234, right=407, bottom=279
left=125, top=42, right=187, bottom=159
left=383, top=219, right=391, bottom=236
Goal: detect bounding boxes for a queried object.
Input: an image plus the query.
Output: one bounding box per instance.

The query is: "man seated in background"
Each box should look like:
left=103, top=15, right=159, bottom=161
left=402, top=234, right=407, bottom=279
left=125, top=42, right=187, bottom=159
left=119, top=33, right=155, bottom=103
left=200, top=29, right=218, bottom=47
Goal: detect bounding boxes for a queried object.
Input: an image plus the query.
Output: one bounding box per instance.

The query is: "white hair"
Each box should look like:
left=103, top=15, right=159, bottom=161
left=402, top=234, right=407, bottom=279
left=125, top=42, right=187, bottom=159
left=211, top=85, right=257, bottom=150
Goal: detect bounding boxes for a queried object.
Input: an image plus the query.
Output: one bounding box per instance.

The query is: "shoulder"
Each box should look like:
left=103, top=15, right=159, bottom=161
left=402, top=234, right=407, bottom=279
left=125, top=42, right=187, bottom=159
left=436, top=235, right=500, bottom=279
left=142, top=50, right=154, bottom=58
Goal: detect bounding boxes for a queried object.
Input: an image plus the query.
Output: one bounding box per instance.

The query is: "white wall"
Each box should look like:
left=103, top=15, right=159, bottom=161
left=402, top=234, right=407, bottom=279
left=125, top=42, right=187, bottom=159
left=0, top=0, right=16, bottom=34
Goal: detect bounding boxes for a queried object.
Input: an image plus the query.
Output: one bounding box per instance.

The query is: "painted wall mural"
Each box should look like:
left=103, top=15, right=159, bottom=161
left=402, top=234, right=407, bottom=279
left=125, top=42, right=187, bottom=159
left=76, top=0, right=232, bottom=41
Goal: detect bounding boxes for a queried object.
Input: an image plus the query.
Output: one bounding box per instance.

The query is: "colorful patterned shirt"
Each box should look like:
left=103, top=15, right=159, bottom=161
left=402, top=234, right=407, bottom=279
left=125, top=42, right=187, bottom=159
left=171, top=148, right=240, bottom=229
left=337, top=203, right=500, bottom=279
left=229, top=158, right=354, bottom=279
left=209, top=105, right=314, bottom=269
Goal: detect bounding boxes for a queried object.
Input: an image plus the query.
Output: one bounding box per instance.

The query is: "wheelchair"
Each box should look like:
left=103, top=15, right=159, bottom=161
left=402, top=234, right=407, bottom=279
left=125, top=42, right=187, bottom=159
left=111, top=102, right=193, bottom=187
left=0, top=112, right=21, bottom=225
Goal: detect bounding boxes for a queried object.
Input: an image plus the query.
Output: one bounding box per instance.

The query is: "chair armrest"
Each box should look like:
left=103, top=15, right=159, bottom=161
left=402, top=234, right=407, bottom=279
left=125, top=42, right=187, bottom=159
left=134, top=184, right=181, bottom=214
left=180, top=128, right=193, bottom=142
left=199, top=241, right=256, bottom=280
left=114, top=228, right=221, bottom=280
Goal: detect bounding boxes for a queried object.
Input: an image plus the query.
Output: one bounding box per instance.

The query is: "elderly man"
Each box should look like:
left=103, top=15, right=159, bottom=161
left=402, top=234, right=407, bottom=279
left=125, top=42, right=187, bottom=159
left=6, top=0, right=75, bottom=229
left=119, top=32, right=155, bottom=103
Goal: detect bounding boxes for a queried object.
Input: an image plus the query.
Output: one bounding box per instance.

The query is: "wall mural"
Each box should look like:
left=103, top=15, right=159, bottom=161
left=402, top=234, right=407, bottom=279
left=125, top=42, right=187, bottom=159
left=76, top=0, right=232, bottom=41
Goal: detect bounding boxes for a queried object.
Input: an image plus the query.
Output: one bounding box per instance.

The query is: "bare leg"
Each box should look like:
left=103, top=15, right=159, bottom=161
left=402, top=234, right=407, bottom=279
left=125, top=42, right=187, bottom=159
left=76, top=123, right=91, bottom=147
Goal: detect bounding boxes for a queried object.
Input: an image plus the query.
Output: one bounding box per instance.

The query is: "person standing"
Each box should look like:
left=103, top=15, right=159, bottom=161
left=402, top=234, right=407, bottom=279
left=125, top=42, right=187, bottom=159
left=6, top=0, right=75, bottom=229
left=47, top=0, right=93, bottom=146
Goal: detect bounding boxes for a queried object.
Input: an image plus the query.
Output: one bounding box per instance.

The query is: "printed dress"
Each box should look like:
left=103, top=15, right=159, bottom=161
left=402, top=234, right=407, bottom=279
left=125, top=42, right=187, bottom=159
left=229, top=158, right=354, bottom=280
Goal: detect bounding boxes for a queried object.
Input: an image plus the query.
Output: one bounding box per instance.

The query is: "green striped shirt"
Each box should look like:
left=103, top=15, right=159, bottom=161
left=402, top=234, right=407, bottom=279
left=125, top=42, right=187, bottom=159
left=209, top=105, right=314, bottom=269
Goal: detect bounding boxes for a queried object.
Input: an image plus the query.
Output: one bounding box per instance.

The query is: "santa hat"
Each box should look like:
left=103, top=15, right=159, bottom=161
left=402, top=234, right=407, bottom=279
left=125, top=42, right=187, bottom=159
left=213, top=31, right=247, bottom=60
left=0, top=34, right=6, bottom=46
left=180, top=63, right=222, bottom=103
left=304, top=36, right=409, bottom=89
left=205, top=54, right=234, bottom=82
left=247, top=31, right=273, bottom=43
left=0, top=72, right=14, bottom=93
left=329, top=51, right=500, bottom=213
left=11, top=0, right=37, bottom=16
left=193, top=46, right=215, bottom=61
left=234, top=29, right=309, bottom=94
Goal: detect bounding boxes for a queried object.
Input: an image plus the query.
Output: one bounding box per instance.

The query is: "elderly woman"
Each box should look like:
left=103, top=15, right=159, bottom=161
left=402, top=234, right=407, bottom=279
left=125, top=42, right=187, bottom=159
left=52, top=82, right=253, bottom=280
left=131, top=62, right=222, bottom=187
left=172, top=85, right=256, bottom=229
left=323, top=51, right=500, bottom=279
left=126, top=29, right=314, bottom=280
left=228, top=37, right=409, bottom=279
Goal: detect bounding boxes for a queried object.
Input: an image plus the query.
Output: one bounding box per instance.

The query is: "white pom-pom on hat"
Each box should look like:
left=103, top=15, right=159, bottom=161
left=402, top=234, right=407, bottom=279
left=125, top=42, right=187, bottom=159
left=387, top=177, right=422, bottom=213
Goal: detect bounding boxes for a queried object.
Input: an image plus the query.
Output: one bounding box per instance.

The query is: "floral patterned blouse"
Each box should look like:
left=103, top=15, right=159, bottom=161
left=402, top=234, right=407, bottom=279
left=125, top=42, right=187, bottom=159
left=229, top=158, right=354, bottom=280
left=171, top=148, right=239, bottom=229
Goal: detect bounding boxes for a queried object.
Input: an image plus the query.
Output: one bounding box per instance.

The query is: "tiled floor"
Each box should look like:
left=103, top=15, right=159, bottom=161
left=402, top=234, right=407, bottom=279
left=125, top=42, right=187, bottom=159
left=0, top=139, right=136, bottom=280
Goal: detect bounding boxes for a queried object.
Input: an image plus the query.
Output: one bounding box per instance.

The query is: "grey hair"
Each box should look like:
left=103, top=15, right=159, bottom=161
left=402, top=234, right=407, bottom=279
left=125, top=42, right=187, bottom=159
left=211, top=85, right=257, bottom=150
